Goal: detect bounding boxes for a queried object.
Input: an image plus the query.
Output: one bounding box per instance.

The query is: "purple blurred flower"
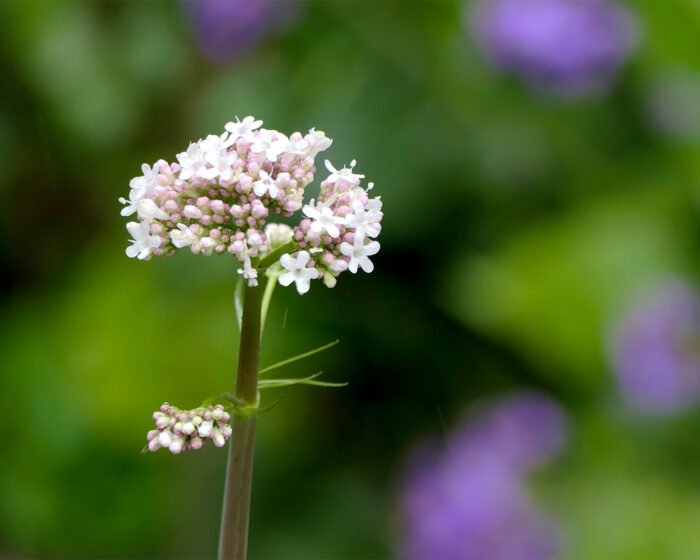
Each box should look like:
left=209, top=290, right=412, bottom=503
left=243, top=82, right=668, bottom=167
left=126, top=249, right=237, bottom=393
left=397, top=392, right=567, bottom=560
left=469, top=0, right=638, bottom=96
left=611, top=282, right=700, bottom=414
left=183, top=0, right=298, bottom=63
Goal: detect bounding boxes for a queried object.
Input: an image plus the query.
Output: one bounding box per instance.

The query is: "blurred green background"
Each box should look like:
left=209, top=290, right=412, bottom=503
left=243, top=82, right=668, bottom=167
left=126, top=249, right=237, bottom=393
left=3, top=0, right=700, bottom=558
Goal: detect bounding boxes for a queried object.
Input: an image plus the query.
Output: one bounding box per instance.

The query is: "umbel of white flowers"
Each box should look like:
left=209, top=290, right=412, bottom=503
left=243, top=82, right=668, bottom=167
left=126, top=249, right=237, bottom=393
left=120, top=116, right=383, bottom=294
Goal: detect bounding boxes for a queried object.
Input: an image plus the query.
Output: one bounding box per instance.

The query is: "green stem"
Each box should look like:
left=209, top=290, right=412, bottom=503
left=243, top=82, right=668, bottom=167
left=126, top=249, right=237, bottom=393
left=218, top=284, right=262, bottom=560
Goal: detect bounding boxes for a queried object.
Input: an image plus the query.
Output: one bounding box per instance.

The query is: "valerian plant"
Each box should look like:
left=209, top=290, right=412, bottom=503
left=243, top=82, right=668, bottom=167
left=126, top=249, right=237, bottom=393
left=121, top=116, right=383, bottom=560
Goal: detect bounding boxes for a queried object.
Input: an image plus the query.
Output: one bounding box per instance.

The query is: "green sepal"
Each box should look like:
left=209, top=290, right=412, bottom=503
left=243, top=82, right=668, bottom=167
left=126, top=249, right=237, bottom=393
left=258, top=339, right=340, bottom=375
left=258, top=371, right=348, bottom=389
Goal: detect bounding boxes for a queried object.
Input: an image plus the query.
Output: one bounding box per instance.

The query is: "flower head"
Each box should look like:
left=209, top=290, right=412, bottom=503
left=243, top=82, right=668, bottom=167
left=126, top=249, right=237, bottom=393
left=121, top=116, right=383, bottom=295
left=146, top=403, right=232, bottom=454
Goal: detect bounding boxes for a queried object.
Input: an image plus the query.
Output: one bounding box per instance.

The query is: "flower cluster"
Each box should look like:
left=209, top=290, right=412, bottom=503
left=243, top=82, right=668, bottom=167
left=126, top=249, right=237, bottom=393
left=121, top=116, right=382, bottom=294
left=469, top=0, right=638, bottom=96
left=145, top=403, right=232, bottom=454
left=610, top=281, right=700, bottom=415
left=397, top=392, right=568, bottom=560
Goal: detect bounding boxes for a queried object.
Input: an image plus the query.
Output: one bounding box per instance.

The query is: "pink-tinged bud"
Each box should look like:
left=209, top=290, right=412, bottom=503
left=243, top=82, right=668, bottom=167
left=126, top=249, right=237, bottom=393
left=157, top=160, right=170, bottom=174
left=164, top=199, right=178, bottom=212
left=147, top=430, right=159, bottom=441
left=173, top=179, right=187, bottom=192
left=156, top=174, right=169, bottom=187
left=160, top=403, right=170, bottom=413
left=221, top=425, right=232, bottom=438
left=169, top=436, right=185, bottom=454
left=251, top=203, right=267, bottom=219
left=212, top=428, right=226, bottom=448
left=183, top=205, right=202, bottom=219
left=198, top=420, right=213, bottom=437
left=212, top=408, right=224, bottom=421
left=196, top=197, right=210, bottom=208
left=200, top=215, right=212, bottom=226
left=230, top=204, right=243, bottom=217
left=156, top=416, right=170, bottom=430
left=343, top=232, right=355, bottom=244
left=210, top=200, right=225, bottom=214
left=230, top=240, right=245, bottom=254
left=213, top=214, right=224, bottom=224
left=222, top=412, right=231, bottom=422
left=336, top=205, right=351, bottom=217
left=181, top=422, right=194, bottom=435
left=248, top=162, right=260, bottom=176
left=239, top=175, right=253, bottom=193
left=285, top=201, right=301, bottom=213
left=158, top=430, right=173, bottom=447
left=153, top=186, right=168, bottom=198
left=190, top=437, right=204, bottom=450
left=148, top=439, right=161, bottom=452
left=235, top=219, right=245, bottom=227
left=150, top=223, right=163, bottom=235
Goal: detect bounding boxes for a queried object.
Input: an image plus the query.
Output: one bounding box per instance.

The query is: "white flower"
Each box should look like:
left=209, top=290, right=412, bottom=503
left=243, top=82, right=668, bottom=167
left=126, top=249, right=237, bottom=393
left=200, top=132, right=234, bottom=156
left=285, top=133, right=308, bottom=156
left=279, top=251, right=320, bottom=295
left=340, top=239, right=380, bottom=273
left=225, top=116, right=263, bottom=142
left=303, top=202, right=343, bottom=238
left=238, top=255, right=259, bottom=287
left=305, top=129, right=333, bottom=157
left=136, top=198, right=169, bottom=221
left=251, top=130, right=288, bottom=162
left=120, top=163, right=159, bottom=214
left=128, top=163, right=159, bottom=200
left=253, top=170, right=279, bottom=198
left=126, top=221, right=161, bottom=260
left=201, top=149, right=237, bottom=182
left=169, top=224, right=197, bottom=248
left=119, top=192, right=140, bottom=217
left=324, top=159, right=364, bottom=186
left=177, top=141, right=208, bottom=181
left=343, top=199, right=381, bottom=240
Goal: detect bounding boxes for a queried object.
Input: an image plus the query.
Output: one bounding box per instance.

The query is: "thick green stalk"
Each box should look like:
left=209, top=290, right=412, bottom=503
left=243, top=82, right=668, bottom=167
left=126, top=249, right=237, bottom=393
left=218, top=284, right=262, bottom=560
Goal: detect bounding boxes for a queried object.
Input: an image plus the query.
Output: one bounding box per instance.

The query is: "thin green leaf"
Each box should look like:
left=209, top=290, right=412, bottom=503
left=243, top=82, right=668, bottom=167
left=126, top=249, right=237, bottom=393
left=258, top=371, right=348, bottom=389
left=258, top=339, right=340, bottom=375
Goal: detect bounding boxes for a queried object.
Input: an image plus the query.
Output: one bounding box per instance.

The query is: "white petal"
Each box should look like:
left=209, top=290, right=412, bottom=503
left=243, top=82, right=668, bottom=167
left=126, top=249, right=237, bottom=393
left=360, top=257, right=374, bottom=273
left=296, top=251, right=311, bottom=267
left=278, top=272, right=295, bottom=287
left=126, top=244, right=140, bottom=258
left=296, top=278, right=311, bottom=295
left=280, top=253, right=295, bottom=270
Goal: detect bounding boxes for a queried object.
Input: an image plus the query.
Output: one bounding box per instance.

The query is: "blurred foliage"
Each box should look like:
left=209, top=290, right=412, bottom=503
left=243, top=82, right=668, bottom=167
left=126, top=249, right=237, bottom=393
left=2, top=0, right=700, bottom=558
